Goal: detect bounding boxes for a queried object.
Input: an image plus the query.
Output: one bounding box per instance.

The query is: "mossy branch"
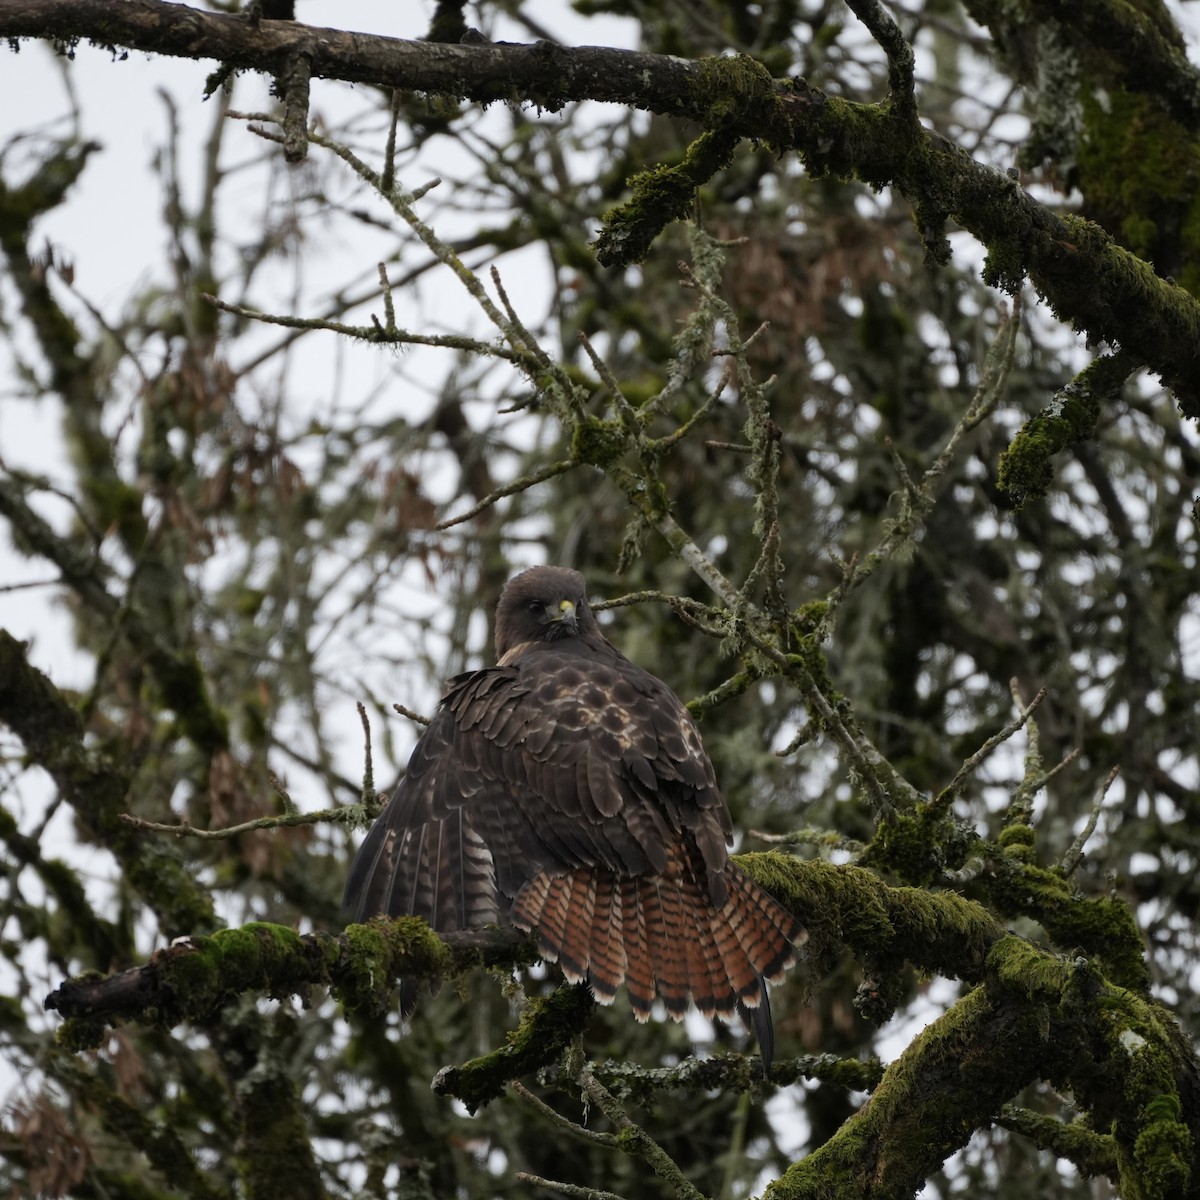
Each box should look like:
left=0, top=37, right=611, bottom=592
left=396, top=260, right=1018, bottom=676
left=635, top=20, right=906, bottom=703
left=432, top=983, right=595, bottom=1114
left=766, top=945, right=1199, bottom=1200
left=4, top=1, right=1195, bottom=402
left=46, top=853, right=1002, bottom=1041
left=595, top=126, right=741, bottom=267
left=998, top=350, right=1136, bottom=506
left=45, top=918, right=538, bottom=1043
left=998, top=1105, right=1118, bottom=1180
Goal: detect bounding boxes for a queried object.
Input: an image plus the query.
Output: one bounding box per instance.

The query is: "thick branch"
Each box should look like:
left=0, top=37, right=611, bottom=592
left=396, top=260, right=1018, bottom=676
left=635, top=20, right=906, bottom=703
left=767, top=944, right=1200, bottom=1200
left=2, top=0, right=1197, bottom=406
left=45, top=919, right=535, bottom=1032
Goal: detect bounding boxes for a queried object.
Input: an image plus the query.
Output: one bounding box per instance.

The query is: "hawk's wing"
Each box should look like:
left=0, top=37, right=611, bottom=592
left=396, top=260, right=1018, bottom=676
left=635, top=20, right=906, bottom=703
left=343, top=640, right=733, bottom=921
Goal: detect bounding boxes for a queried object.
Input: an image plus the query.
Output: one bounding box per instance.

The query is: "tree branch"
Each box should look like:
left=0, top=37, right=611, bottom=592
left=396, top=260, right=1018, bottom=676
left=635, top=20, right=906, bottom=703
left=45, top=919, right=538, bottom=1034
left=2, top=0, right=1197, bottom=405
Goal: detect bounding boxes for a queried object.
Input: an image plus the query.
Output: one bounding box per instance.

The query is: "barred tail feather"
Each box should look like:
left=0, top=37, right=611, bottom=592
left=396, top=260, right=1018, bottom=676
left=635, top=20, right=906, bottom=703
left=620, top=878, right=656, bottom=1020
left=586, top=873, right=625, bottom=1003
left=722, top=861, right=805, bottom=986
left=511, top=850, right=804, bottom=1073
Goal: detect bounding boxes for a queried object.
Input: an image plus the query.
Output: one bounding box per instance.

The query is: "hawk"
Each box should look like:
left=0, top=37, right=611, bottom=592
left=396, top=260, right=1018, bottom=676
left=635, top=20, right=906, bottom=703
left=343, top=565, right=804, bottom=1069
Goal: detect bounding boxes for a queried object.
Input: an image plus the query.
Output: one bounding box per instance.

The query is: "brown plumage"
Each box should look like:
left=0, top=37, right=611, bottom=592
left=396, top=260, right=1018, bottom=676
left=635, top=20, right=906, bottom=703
left=343, top=565, right=804, bottom=1071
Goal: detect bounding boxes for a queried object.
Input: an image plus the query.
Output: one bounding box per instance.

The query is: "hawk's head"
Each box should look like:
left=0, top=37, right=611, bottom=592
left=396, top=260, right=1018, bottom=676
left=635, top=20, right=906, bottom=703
left=495, top=565, right=599, bottom=657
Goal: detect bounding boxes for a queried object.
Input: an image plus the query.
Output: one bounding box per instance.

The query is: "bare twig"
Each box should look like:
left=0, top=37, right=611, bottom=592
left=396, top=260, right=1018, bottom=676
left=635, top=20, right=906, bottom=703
left=120, top=805, right=357, bottom=839
left=435, top=460, right=577, bottom=530
left=750, top=827, right=866, bottom=855
left=1061, top=765, right=1120, bottom=877
left=578, top=329, right=640, bottom=432
left=357, top=701, right=375, bottom=805
left=203, top=291, right=519, bottom=358
left=516, top=1172, right=630, bottom=1200
left=510, top=1082, right=618, bottom=1147
left=578, top=1071, right=707, bottom=1200
left=931, top=684, right=1047, bottom=813
left=392, top=702, right=432, bottom=727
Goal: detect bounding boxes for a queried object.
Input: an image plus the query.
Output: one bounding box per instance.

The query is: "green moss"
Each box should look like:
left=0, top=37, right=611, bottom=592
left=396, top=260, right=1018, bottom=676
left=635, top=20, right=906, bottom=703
left=997, top=352, right=1131, bottom=506
left=1041, top=896, right=1149, bottom=993
left=792, top=600, right=828, bottom=634
left=1133, top=1094, right=1192, bottom=1198
left=431, top=983, right=595, bottom=1113
left=734, top=853, right=1000, bottom=984
left=1076, top=86, right=1200, bottom=296
left=595, top=127, right=741, bottom=266
left=570, top=415, right=628, bottom=469
left=997, top=821, right=1037, bottom=859
left=57, top=1015, right=109, bottom=1051
left=1111, top=1021, right=1194, bottom=1198
left=987, top=846, right=1150, bottom=993
left=862, top=809, right=945, bottom=886
left=335, top=916, right=451, bottom=1015
left=689, top=54, right=780, bottom=130
left=986, top=934, right=1070, bottom=1002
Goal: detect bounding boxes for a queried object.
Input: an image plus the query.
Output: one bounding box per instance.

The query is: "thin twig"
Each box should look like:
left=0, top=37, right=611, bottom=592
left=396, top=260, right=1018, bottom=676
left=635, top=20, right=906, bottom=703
left=931, top=684, right=1047, bottom=813
left=1027, top=746, right=1082, bottom=794
left=392, top=702, right=432, bottom=727
left=515, top=1173, right=630, bottom=1200
left=357, top=701, right=375, bottom=806
left=510, top=1082, right=619, bottom=1147
left=824, top=299, right=1021, bottom=630
left=578, top=329, right=640, bottom=431
left=774, top=721, right=812, bottom=757
left=203, top=293, right=520, bottom=358
left=1061, top=765, right=1120, bottom=877
left=749, top=827, right=866, bottom=855
left=578, top=1071, right=706, bottom=1200
left=120, top=805, right=357, bottom=839
left=435, top=459, right=576, bottom=530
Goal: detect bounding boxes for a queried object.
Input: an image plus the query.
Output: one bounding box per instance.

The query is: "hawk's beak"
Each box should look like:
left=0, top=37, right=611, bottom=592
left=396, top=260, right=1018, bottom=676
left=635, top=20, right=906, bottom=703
left=556, top=599, right=578, bottom=630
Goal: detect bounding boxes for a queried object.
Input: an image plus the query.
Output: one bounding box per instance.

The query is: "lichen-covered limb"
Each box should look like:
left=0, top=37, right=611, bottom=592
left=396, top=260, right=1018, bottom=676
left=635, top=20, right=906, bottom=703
left=858, top=788, right=1150, bottom=996
left=431, top=983, right=595, bottom=1114
left=562, top=1051, right=884, bottom=1103
left=767, top=942, right=1199, bottom=1200
left=595, top=126, right=741, bottom=267
left=577, top=1070, right=707, bottom=1200
left=2, top=1, right=1197, bottom=404
left=44, top=918, right=537, bottom=1044
left=997, top=1105, right=1117, bottom=1179
left=989, top=939, right=1199, bottom=1200
left=997, top=351, right=1136, bottom=505
left=45, top=853, right=1001, bottom=1058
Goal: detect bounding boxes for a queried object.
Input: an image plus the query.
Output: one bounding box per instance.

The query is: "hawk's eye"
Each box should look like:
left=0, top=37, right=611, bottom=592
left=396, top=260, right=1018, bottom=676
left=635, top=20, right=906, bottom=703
left=527, top=599, right=547, bottom=615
